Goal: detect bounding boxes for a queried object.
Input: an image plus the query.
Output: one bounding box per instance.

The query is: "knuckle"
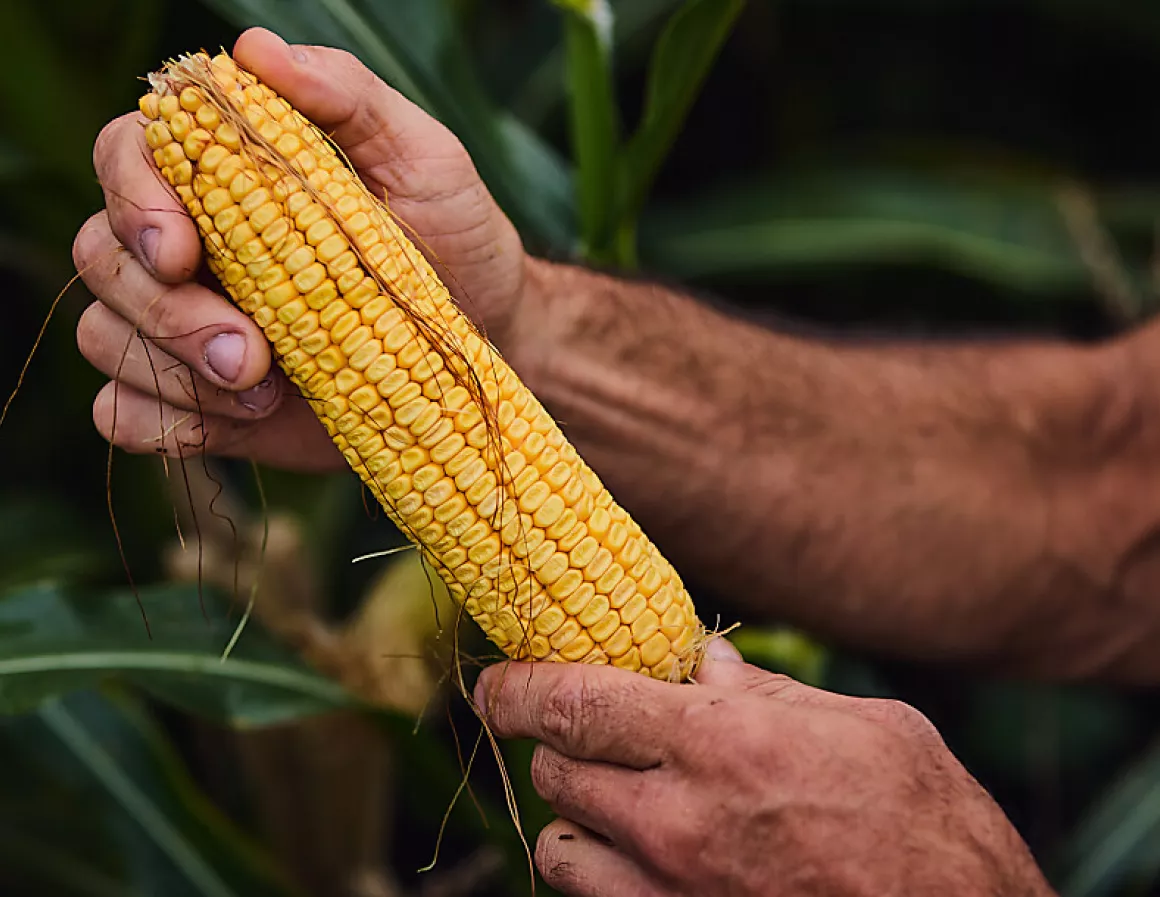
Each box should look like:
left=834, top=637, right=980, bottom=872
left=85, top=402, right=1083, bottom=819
left=75, top=304, right=105, bottom=362
left=529, top=744, right=561, bottom=800
left=72, top=213, right=109, bottom=272
left=131, top=288, right=181, bottom=340
left=332, top=46, right=371, bottom=80
left=747, top=672, right=800, bottom=699
left=91, top=387, right=113, bottom=440
left=92, top=118, right=119, bottom=175
left=541, top=675, right=600, bottom=750
left=390, top=141, right=476, bottom=204
left=92, top=113, right=137, bottom=179
left=530, top=746, right=583, bottom=811
left=864, top=698, right=943, bottom=745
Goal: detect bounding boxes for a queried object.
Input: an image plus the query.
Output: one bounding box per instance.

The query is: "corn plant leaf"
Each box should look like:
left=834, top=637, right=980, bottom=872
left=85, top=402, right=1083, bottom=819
left=506, top=0, right=685, bottom=128
left=1054, top=734, right=1160, bottom=897
left=620, top=0, right=745, bottom=228
left=198, top=0, right=575, bottom=251
left=729, top=628, right=829, bottom=687
left=0, top=581, right=355, bottom=724
left=0, top=2, right=103, bottom=198
left=550, top=0, right=621, bottom=260
left=639, top=165, right=1159, bottom=301
left=0, top=498, right=111, bottom=593
left=957, top=683, right=1136, bottom=786
left=1, top=690, right=302, bottom=897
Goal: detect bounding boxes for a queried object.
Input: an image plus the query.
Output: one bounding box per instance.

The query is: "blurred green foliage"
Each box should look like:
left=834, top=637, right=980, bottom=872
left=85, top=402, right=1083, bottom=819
left=3, top=0, right=1160, bottom=895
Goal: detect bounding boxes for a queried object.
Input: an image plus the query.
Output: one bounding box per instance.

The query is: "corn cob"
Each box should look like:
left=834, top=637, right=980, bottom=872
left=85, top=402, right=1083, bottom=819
left=138, top=51, right=705, bottom=682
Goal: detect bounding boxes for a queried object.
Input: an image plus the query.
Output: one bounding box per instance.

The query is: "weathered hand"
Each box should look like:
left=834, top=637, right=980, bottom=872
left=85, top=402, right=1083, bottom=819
left=71, top=27, right=527, bottom=469
left=476, top=645, right=1055, bottom=897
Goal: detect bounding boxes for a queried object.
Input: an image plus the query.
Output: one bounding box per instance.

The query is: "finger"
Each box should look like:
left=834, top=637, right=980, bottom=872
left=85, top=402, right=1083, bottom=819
left=531, top=745, right=652, bottom=844
left=536, top=819, right=662, bottom=897
left=93, top=381, right=342, bottom=472
left=91, top=112, right=202, bottom=283
left=73, top=211, right=271, bottom=390
left=475, top=662, right=683, bottom=768
left=694, top=650, right=855, bottom=710
left=231, top=29, right=522, bottom=296
left=77, top=302, right=283, bottom=419
left=232, top=27, right=470, bottom=199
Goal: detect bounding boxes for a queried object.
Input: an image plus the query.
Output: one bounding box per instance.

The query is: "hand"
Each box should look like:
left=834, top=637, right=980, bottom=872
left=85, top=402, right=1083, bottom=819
left=476, top=645, right=1055, bottom=897
left=71, top=27, right=528, bottom=470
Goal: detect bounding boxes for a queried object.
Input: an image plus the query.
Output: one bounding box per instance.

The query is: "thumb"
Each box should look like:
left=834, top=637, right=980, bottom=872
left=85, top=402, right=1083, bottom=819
left=695, top=638, right=837, bottom=707
left=694, top=637, right=777, bottom=689
left=231, top=27, right=461, bottom=188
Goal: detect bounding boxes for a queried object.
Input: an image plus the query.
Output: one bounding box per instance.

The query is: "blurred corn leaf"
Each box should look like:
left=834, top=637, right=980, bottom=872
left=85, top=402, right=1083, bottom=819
left=640, top=165, right=1158, bottom=301
left=618, top=0, right=745, bottom=261
left=0, top=582, right=354, bottom=723
left=729, top=627, right=829, bottom=687
left=506, top=0, right=683, bottom=127
left=198, top=0, right=576, bottom=251
left=0, top=498, right=112, bottom=593
left=551, top=0, right=621, bottom=260
left=1056, top=735, right=1160, bottom=897
left=546, top=0, right=746, bottom=265
left=0, top=2, right=103, bottom=197
left=959, top=684, right=1137, bottom=786
left=0, top=690, right=301, bottom=897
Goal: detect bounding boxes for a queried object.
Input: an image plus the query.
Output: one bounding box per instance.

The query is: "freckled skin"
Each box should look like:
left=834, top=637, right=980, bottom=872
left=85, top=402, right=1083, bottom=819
left=74, top=23, right=1160, bottom=896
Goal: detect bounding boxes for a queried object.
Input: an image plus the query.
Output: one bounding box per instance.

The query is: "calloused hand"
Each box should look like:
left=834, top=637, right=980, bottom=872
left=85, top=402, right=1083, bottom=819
left=475, top=644, right=1056, bottom=897
left=72, top=27, right=527, bottom=470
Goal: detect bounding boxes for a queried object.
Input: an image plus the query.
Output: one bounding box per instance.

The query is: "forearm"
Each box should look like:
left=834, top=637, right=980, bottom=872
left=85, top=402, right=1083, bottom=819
left=511, top=256, right=1160, bottom=683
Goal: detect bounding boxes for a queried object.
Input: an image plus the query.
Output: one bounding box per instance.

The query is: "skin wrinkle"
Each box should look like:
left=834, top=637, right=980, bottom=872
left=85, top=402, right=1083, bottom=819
left=632, top=694, right=1027, bottom=896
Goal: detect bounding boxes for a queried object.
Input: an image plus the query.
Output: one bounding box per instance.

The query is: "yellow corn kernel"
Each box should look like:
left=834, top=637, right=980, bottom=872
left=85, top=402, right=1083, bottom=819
left=140, top=50, right=705, bottom=681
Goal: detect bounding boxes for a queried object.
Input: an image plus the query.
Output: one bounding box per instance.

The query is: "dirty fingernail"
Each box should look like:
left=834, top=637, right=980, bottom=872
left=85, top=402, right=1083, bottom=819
left=238, top=376, right=277, bottom=412
left=138, top=227, right=160, bottom=273
left=204, top=332, right=246, bottom=383
left=705, top=636, right=743, bottom=663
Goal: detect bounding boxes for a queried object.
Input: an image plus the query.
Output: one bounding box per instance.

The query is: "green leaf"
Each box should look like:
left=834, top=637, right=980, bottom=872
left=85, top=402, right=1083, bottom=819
left=198, top=0, right=575, bottom=251
left=0, top=581, right=354, bottom=724
left=0, top=498, right=111, bottom=592
left=0, top=2, right=102, bottom=198
left=509, top=0, right=683, bottom=128
left=552, top=1, right=621, bottom=260
left=620, top=0, right=745, bottom=252
left=959, top=683, right=1136, bottom=785
left=2, top=690, right=302, bottom=897
left=639, top=166, right=1157, bottom=298
left=729, top=627, right=829, bottom=687
left=1056, top=734, right=1160, bottom=897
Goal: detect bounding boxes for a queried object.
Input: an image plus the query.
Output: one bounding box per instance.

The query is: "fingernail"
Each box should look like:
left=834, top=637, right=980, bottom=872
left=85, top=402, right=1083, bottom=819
left=292, top=47, right=308, bottom=64
left=705, top=636, right=744, bottom=663
left=238, top=376, right=277, bottom=412
left=204, top=332, right=246, bottom=383
left=138, top=227, right=160, bottom=273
